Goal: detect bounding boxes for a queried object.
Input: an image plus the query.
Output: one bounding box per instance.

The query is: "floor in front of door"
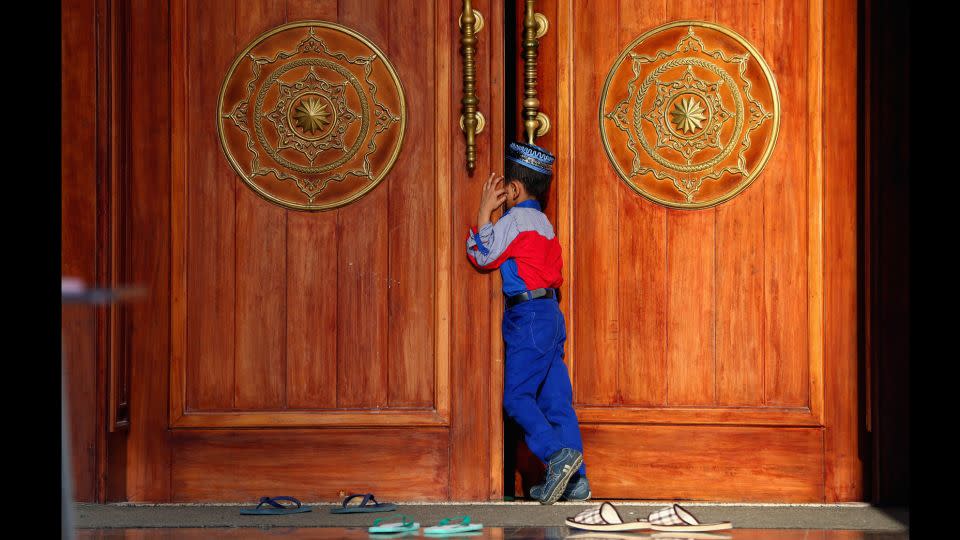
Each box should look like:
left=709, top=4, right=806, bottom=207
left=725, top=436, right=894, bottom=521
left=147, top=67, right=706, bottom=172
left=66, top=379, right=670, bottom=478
left=74, top=502, right=909, bottom=538
left=77, top=528, right=907, bottom=539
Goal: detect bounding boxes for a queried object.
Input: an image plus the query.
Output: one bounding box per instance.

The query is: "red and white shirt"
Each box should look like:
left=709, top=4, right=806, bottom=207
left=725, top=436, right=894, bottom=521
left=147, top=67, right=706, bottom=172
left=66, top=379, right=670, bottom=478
left=466, top=199, right=563, bottom=296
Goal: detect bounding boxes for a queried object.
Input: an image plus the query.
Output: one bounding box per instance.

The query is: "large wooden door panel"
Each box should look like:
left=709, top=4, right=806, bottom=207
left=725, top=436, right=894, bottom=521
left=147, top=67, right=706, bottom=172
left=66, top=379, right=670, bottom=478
left=570, top=0, right=821, bottom=423
left=169, top=0, right=449, bottom=429
left=582, top=425, right=824, bottom=502
left=521, top=0, right=859, bottom=501
left=171, top=429, right=449, bottom=501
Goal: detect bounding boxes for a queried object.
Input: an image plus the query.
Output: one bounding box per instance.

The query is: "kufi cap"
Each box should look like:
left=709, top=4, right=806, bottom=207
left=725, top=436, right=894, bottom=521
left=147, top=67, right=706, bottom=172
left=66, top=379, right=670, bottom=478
left=505, top=141, right=555, bottom=176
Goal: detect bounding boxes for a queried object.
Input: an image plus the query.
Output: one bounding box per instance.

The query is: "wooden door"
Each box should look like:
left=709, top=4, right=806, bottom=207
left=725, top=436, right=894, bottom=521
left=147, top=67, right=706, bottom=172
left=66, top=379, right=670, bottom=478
left=510, top=0, right=861, bottom=501
left=111, top=0, right=504, bottom=502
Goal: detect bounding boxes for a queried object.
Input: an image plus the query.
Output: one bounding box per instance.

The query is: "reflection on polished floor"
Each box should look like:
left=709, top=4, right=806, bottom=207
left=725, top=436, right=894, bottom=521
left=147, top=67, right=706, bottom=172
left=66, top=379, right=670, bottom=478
left=77, top=527, right=908, bottom=539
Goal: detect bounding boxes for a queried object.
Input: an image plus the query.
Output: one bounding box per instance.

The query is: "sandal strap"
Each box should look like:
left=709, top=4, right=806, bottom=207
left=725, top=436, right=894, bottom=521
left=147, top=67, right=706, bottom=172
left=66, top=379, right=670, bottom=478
left=342, top=493, right=374, bottom=508
left=648, top=504, right=699, bottom=526
left=438, top=515, right=470, bottom=526
left=256, top=496, right=301, bottom=510
left=373, top=514, right=414, bottom=528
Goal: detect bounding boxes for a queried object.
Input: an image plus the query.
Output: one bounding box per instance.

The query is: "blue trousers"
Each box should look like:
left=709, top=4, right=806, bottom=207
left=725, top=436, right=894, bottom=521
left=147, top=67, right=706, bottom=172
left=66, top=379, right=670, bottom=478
left=502, top=297, right=587, bottom=477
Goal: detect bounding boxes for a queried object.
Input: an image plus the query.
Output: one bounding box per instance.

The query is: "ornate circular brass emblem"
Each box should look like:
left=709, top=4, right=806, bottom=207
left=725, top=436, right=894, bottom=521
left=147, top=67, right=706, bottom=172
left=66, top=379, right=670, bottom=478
left=218, top=21, right=406, bottom=211
left=599, top=21, right=780, bottom=209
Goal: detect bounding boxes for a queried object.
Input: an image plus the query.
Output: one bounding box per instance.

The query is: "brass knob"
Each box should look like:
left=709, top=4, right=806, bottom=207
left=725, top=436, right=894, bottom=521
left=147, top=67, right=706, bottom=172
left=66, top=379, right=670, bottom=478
left=534, top=12, right=548, bottom=39
left=534, top=112, right=550, bottom=138
left=458, top=9, right=484, bottom=33
left=460, top=111, right=486, bottom=135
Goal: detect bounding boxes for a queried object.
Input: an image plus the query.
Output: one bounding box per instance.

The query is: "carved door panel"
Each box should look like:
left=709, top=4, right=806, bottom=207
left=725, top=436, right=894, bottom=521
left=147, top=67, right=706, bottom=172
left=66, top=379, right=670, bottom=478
left=172, top=1, right=445, bottom=421
left=510, top=0, right=860, bottom=502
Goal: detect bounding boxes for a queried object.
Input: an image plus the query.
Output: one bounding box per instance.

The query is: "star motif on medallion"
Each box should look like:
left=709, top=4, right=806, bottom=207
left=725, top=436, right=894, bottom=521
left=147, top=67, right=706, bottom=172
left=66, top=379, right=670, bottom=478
left=643, top=66, right=732, bottom=163
left=293, top=96, right=331, bottom=134
left=670, top=96, right=707, bottom=134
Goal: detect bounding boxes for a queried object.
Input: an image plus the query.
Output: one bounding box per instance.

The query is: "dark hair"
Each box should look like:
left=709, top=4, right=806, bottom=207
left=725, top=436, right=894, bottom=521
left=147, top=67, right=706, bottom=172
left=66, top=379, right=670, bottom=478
left=504, top=159, right=552, bottom=208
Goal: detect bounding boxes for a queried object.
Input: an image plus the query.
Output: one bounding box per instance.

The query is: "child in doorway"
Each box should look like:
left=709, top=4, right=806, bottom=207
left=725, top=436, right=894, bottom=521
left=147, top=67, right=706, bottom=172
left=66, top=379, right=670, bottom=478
left=466, top=141, right=589, bottom=505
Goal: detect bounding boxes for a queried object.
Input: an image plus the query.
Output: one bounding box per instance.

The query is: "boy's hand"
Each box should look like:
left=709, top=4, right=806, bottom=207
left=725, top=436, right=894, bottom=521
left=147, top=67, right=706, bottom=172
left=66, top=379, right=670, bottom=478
left=477, top=172, right=505, bottom=227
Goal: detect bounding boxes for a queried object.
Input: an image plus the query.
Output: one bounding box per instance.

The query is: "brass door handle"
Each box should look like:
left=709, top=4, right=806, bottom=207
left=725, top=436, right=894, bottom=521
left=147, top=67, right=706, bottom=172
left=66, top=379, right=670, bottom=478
left=460, top=1, right=484, bottom=171
left=522, top=1, right=549, bottom=144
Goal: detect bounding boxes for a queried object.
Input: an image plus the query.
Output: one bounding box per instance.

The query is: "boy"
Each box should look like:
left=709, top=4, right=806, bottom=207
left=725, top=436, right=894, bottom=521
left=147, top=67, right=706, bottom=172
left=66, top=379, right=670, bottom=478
left=466, top=141, right=589, bottom=505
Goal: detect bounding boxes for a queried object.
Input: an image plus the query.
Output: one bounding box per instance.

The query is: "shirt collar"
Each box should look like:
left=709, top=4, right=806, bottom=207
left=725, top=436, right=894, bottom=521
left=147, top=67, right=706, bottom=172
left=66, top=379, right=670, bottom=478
left=511, top=199, right=541, bottom=212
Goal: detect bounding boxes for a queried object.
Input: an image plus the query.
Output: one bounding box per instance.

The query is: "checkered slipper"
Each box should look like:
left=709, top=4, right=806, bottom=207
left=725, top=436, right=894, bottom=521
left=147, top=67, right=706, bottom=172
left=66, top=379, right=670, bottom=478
left=567, top=532, right=652, bottom=539
left=651, top=533, right=732, bottom=539
left=647, top=504, right=732, bottom=532
left=565, top=502, right=652, bottom=532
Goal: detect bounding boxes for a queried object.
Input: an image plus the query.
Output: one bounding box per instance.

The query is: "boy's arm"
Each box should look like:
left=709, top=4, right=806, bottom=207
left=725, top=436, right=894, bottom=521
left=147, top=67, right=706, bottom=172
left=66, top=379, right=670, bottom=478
left=466, top=213, right=519, bottom=269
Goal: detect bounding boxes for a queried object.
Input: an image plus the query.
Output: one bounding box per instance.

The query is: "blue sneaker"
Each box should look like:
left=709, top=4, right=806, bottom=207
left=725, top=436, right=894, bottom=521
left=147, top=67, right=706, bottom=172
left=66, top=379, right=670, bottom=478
left=530, top=473, right=591, bottom=501
left=537, top=448, right=583, bottom=505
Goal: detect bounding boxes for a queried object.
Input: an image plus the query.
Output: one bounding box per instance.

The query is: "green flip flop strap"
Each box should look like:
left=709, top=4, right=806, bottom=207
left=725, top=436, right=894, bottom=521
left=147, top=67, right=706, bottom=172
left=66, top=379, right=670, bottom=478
left=438, top=515, right=470, bottom=526
left=373, top=515, right=414, bottom=528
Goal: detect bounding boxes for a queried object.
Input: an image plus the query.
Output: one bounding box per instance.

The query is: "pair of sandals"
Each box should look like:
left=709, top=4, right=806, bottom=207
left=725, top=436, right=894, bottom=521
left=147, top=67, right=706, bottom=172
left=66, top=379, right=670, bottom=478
left=369, top=514, right=483, bottom=536
left=567, top=501, right=732, bottom=533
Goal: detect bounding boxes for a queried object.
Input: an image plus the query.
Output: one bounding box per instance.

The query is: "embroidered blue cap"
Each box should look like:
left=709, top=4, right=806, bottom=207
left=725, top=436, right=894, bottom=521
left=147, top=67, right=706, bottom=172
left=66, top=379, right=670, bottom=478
left=505, top=141, right=555, bottom=176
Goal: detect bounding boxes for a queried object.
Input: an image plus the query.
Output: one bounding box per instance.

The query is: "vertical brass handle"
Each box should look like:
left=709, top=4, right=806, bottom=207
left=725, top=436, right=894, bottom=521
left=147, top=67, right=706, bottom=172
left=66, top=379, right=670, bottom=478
left=522, top=1, right=549, bottom=144
left=460, top=0, right=484, bottom=171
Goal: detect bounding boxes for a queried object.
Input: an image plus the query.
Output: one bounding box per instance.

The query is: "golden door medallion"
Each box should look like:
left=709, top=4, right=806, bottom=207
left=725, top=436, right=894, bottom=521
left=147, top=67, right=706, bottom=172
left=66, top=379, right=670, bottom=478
left=218, top=21, right=406, bottom=211
left=600, top=21, right=779, bottom=209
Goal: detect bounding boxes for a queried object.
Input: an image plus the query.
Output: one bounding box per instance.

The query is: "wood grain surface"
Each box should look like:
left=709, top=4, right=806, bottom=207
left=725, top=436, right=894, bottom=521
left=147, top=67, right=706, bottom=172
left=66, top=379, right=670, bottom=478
left=822, top=0, right=862, bottom=501
left=171, top=429, right=449, bottom=501
left=234, top=0, right=288, bottom=411
left=126, top=0, right=173, bottom=501
left=571, top=0, right=620, bottom=406
left=62, top=0, right=98, bottom=501
left=184, top=0, right=236, bottom=411
left=581, top=424, right=824, bottom=501
left=387, top=0, right=437, bottom=408
left=714, top=0, right=765, bottom=407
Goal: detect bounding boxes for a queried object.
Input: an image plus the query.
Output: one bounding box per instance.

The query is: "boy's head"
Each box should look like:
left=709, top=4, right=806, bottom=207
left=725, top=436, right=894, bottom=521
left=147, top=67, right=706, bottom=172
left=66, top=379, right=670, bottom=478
left=504, top=141, right=555, bottom=209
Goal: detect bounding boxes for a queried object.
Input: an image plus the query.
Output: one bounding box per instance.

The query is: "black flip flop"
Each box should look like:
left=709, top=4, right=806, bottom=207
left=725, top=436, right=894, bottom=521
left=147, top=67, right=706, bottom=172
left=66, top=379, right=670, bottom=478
left=240, top=496, right=312, bottom=515
left=330, top=493, right=397, bottom=514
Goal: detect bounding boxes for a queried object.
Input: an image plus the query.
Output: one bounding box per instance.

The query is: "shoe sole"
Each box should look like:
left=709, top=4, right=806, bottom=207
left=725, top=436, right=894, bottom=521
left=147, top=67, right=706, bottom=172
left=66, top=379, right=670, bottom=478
left=563, top=490, right=591, bottom=501
left=529, top=490, right=591, bottom=502
left=539, top=453, right=583, bottom=505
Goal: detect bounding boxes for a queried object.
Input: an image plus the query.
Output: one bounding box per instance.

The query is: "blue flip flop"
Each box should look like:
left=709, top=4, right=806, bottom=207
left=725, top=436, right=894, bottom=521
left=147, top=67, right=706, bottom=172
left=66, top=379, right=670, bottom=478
left=330, top=493, right=397, bottom=514
left=239, top=496, right=312, bottom=515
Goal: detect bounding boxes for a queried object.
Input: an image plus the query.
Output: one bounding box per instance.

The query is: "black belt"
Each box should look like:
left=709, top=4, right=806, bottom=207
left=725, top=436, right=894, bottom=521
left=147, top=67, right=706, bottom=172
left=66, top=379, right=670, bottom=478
left=505, top=288, right=560, bottom=309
